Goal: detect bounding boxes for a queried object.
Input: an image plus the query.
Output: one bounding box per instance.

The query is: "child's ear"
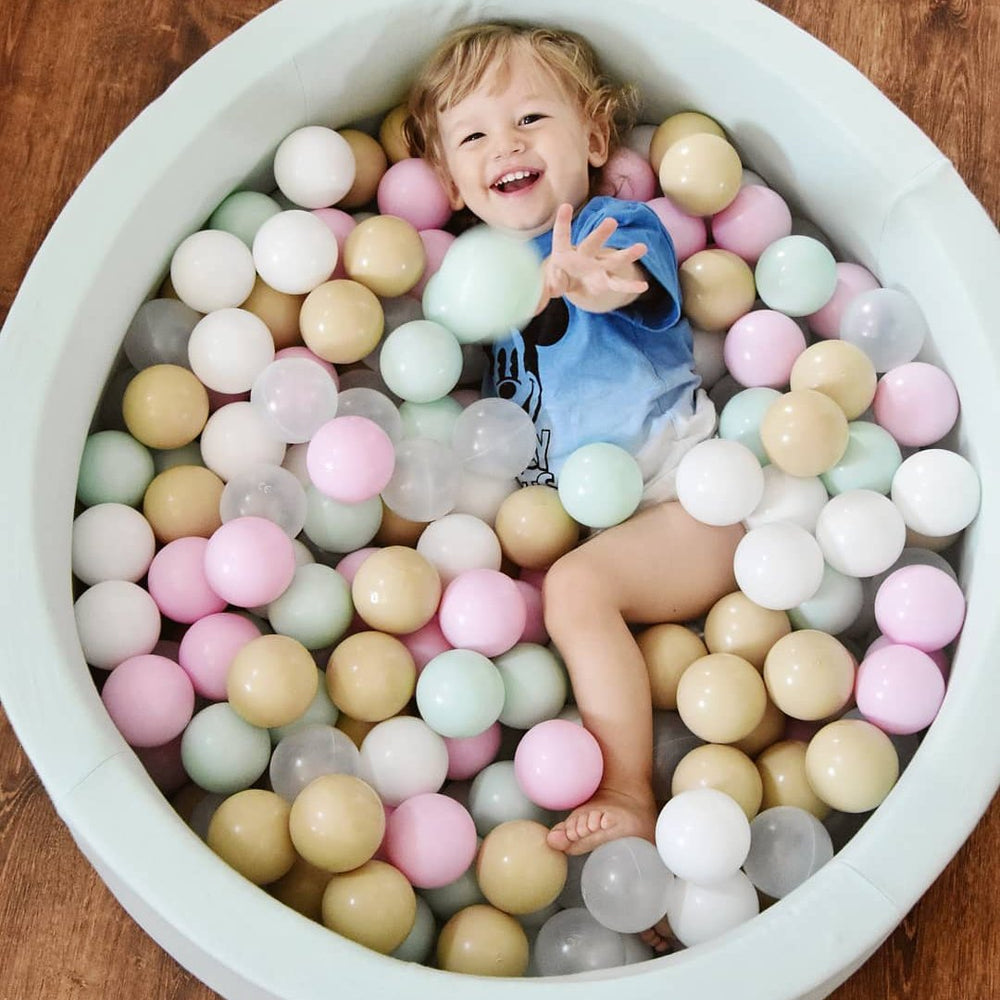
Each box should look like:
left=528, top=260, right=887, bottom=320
left=588, top=119, right=611, bottom=168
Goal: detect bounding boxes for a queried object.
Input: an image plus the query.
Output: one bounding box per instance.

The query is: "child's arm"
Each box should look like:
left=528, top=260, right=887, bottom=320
left=536, top=203, right=650, bottom=315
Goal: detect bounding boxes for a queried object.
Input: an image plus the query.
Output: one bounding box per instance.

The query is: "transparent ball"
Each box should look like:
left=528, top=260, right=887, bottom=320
left=839, top=287, right=929, bottom=372
left=533, top=907, right=626, bottom=976
left=268, top=723, right=360, bottom=802
left=250, top=356, right=339, bottom=444
left=124, top=298, right=201, bottom=370
left=220, top=463, right=308, bottom=537
left=581, top=836, right=673, bottom=933
left=742, top=805, right=834, bottom=898
left=451, top=398, right=537, bottom=479
left=335, top=386, right=403, bottom=442
left=381, top=437, right=462, bottom=522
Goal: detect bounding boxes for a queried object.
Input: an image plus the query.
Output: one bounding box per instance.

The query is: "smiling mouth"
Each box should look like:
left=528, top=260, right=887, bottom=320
left=492, top=170, right=540, bottom=193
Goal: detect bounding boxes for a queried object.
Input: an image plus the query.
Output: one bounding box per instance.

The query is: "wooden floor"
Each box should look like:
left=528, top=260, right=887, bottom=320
left=1, top=1, right=997, bottom=998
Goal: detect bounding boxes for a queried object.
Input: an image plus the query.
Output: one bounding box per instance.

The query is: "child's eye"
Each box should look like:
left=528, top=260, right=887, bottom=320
left=460, top=132, right=484, bottom=144
left=519, top=114, right=545, bottom=126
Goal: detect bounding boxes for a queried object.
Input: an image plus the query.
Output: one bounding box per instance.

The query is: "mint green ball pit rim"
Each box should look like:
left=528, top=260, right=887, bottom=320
left=0, top=0, right=998, bottom=998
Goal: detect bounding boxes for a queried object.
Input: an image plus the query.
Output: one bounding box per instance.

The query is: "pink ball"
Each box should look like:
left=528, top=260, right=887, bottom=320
left=135, top=734, right=188, bottom=794
left=874, top=564, right=966, bottom=652
left=856, top=643, right=946, bottom=735
left=312, top=207, right=356, bottom=279
left=383, top=792, right=478, bottom=888
left=443, top=722, right=503, bottom=780
left=514, top=718, right=604, bottom=810
left=306, top=415, right=395, bottom=502
left=710, top=185, right=792, bottom=263
left=872, top=361, right=960, bottom=447
left=411, top=228, right=456, bottom=298
left=865, top=633, right=950, bottom=680
left=400, top=615, right=453, bottom=673
left=177, top=611, right=262, bottom=700
left=147, top=536, right=227, bottom=624
left=519, top=567, right=547, bottom=590
left=438, top=568, right=527, bottom=657
left=805, top=262, right=880, bottom=339
left=723, top=309, right=807, bottom=388
left=377, top=157, right=452, bottom=231
left=100, top=654, right=195, bottom=748
left=335, top=546, right=380, bottom=584
left=598, top=147, right=658, bottom=202
left=203, top=516, right=297, bottom=608
left=646, top=196, right=708, bottom=263
left=274, top=345, right=339, bottom=385
left=514, top=579, right=548, bottom=644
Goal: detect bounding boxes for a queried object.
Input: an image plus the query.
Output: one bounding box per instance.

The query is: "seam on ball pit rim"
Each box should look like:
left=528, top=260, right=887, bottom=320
left=876, top=156, right=955, bottom=265
left=56, top=748, right=132, bottom=807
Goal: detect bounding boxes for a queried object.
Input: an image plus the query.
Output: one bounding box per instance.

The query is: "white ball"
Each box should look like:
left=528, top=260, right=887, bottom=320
left=416, top=513, right=503, bottom=585
left=744, top=464, right=829, bottom=532
left=815, top=489, right=906, bottom=577
left=200, top=401, right=287, bottom=482
left=733, top=521, right=825, bottom=610
left=667, top=871, right=760, bottom=947
left=252, top=209, right=339, bottom=294
left=676, top=438, right=765, bottom=526
left=187, top=308, right=275, bottom=393
left=72, top=503, right=156, bottom=586
left=170, top=229, right=256, bottom=313
left=74, top=580, right=161, bottom=670
left=890, top=448, right=981, bottom=537
left=655, top=787, right=751, bottom=886
left=273, top=125, right=356, bottom=209
left=358, top=716, right=449, bottom=807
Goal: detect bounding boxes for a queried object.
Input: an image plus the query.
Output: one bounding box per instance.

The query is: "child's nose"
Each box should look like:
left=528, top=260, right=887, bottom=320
left=492, top=128, right=525, bottom=157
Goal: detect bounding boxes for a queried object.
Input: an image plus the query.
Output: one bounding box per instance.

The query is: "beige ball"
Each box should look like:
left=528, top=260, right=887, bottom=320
left=227, top=633, right=318, bottom=729
left=207, top=789, right=295, bottom=886
left=241, top=277, right=304, bottom=350
left=437, top=904, right=530, bottom=977
left=637, top=623, right=708, bottom=710
left=351, top=545, right=442, bottom=634
left=494, top=485, right=580, bottom=570
left=299, top=279, right=384, bottom=364
left=759, top=388, right=850, bottom=477
left=338, top=128, right=389, bottom=209
left=676, top=653, right=768, bottom=743
left=756, top=739, right=830, bottom=820
left=321, top=859, right=416, bottom=954
left=679, top=249, right=756, bottom=331
left=476, top=820, right=568, bottom=914
left=805, top=719, right=899, bottom=813
left=671, top=743, right=763, bottom=820
left=343, top=214, right=425, bottom=297
left=325, top=630, right=416, bottom=722
left=378, top=104, right=412, bottom=163
left=658, top=132, right=742, bottom=216
left=703, top=591, right=791, bottom=670
left=789, top=340, right=877, bottom=420
left=122, top=364, right=209, bottom=450
left=763, top=629, right=856, bottom=721
left=649, top=111, right=727, bottom=172
left=733, top=697, right=787, bottom=758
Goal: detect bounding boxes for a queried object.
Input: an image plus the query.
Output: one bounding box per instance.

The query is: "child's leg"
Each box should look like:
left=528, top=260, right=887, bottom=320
left=543, top=499, right=743, bottom=856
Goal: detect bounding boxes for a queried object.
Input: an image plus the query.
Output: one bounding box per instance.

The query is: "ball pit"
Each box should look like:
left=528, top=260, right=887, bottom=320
left=1, top=1, right=999, bottom=1000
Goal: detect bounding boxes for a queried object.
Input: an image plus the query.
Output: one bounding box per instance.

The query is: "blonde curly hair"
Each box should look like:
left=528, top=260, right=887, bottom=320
left=404, top=21, right=637, bottom=182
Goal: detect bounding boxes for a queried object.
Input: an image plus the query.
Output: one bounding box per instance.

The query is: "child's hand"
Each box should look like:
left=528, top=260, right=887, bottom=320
left=537, top=203, right=650, bottom=314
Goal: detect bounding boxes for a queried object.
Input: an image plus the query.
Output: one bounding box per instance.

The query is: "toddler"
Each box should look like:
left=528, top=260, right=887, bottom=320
left=405, top=22, right=744, bottom=870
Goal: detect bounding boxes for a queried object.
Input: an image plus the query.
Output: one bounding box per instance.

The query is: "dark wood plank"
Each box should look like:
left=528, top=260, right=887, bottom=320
left=0, top=2, right=997, bottom=999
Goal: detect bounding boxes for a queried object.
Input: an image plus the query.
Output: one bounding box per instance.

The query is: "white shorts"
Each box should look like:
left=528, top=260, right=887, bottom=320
left=634, top=388, right=717, bottom=509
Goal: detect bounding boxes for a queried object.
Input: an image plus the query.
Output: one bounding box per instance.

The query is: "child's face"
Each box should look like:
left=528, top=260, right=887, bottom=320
left=436, top=47, right=609, bottom=238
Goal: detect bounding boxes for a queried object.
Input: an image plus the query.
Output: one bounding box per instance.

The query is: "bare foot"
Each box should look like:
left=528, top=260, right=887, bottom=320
left=639, top=918, right=676, bottom=954
left=546, top=787, right=657, bottom=856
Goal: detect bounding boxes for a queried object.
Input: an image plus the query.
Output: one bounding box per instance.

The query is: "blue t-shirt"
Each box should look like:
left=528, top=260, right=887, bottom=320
left=483, top=196, right=699, bottom=487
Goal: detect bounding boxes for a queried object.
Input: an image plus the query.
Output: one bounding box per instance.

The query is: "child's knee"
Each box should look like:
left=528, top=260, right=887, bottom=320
left=541, top=552, right=609, bottom=635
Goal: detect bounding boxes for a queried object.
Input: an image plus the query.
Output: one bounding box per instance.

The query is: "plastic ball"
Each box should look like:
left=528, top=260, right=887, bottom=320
left=124, top=298, right=201, bottom=370
left=381, top=436, right=462, bottom=522
left=717, top=386, right=782, bottom=463
left=208, top=190, right=282, bottom=246
left=855, top=644, right=946, bottom=735
left=743, top=464, right=829, bottom=533
left=299, top=279, right=384, bottom=364
left=637, top=624, right=708, bottom=711
left=667, top=870, right=759, bottom=947
left=675, top=438, right=765, bottom=526
left=649, top=111, right=726, bottom=170
left=122, top=364, right=210, bottom=450
left=872, top=361, right=960, bottom=447
left=702, top=591, right=791, bottom=670
left=72, top=502, right=156, bottom=585
left=763, top=630, right=855, bottom=721
left=477, top=819, right=568, bottom=915
left=732, top=522, right=825, bottom=611
left=175, top=612, right=259, bottom=700
left=180, top=702, right=271, bottom=795
left=804, top=719, right=899, bottom=812
left=267, top=563, right=353, bottom=649
left=678, top=249, right=757, bottom=332
left=744, top=804, right=835, bottom=899
left=383, top=792, right=478, bottom=888
left=336, top=129, right=389, bottom=208
left=252, top=209, right=340, bottom=295
left=376, top=157, right=452, bottom=230
left=658, top=132, right=742, bottom=216
left=839, top=287, right=928, bottom=372
left=350, top=544, right=441, bottom=634
left=820, top=420, right=902, bottom=496
left=207, top=789, right=295, bottom=886
left=268, top=723, right=360, bottom=802
left=100, top=653, right=195, bottom=748
left=187, top=307, right=275, bottom=394
left=556, top=442, right=643, bottom=529
left=335, top=386, right=402, bottom=441
left=494, top=485, right=579, bottom=570
left=645, top=196, right=708, bottom=262
left=754, top=235, right=837, bottom=316
left=675, top=653, right=767, bottom=743
left=874, top=563, right=965, bottom=652
left=242, top=279, right=307, bottom=348
left=814, top=489, right=906, bottom=578
left=169, top=228, right=256, bottom=313
left=438, top=568, right=526, bottom=658
left=399, top=396, right=463, bottom=442
left=580, top=836, right=672, bottom=933
left=250, top=356, right=340, bottom=444
left=468, top=760, right=553, bottom=835
left=805, top=262, right=880, bottom=339
left=273, top=125, right=354, bottom=209
left=199, top=401, right=287, bottom=483
left=220, top=462, right=307, bottom=537
left=890, top=448, right=980, bottom=537
left=436, top=904, right=530, bottom=977
left=443, top=723, right=503, bottom=782
left=494, top=643, right=568, bottom=729
left=533, top=907, right=626, bottom=976
left=304, top=415, right=394, bottom=503
left=787, top=563, right=864, bottom=635
left=597, top=146, right=658, bottom=201
left=711, top=184, right=792, bottom=263
left=788, top=339, right=877, bottom=420
left=421, top=225, right=543, bottom=344
left=416, top=648, right=506, bottom=738
left=343, top=214, right=426, bottom=297
left=321, top=860, right=417, bottom=955
left=325, top=630, right=416, bottom=721
left=77, top=429, right=156, bottom=508
left=415, top=512, right=502, bottom=585
left=513, top=718, right=604, bottom=811
left=358, top=716, right=449, bottom=806
left=723, top=309, right=807, bottom=388
left=671, top=743, right=763, bottom=820
left=146, top=535, right=226, bottom=623
left=227, top=633, right=318, bottom=729
left=450, top=397, right=538, bottom=479
left=74, top=579, right=161, bottom=671
left=379, top=319, right=463, bottom=403
left=288, top=772, right=385, bottom=872
left=759, top=388, right=849, bottom=477
left=203, top=515, right=296, bottom=607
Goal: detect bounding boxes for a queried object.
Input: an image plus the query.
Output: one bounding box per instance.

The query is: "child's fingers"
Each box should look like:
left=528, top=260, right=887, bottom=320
left=550, top=204, right=575, bottom=255
left=607, top=275, right=650, bottom=294
left=577, top=217, right=619, bottom=255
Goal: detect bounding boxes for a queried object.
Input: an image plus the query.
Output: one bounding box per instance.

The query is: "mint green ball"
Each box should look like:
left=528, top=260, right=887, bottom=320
left=718, top=387, right=782, bottom=464
left=180, top=703, right=271, bottom=794
left=209, top=190, right=282, bottom=247
left=266, top=563, right=353, bottom=649
left=820, top=420, right=902, bottom=495
left=77, top=429, right=155, bottom=508
left=495, top=643, right=568, bottom=729
left=302, top=485, right=382, bottom=553
left=557, top=442, right=643, bottom=528
left=416, top=648, right=505, bottom=738
left=379, top=319, right=463, bottom=403
left=755, top=235, right=837, bottom=316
